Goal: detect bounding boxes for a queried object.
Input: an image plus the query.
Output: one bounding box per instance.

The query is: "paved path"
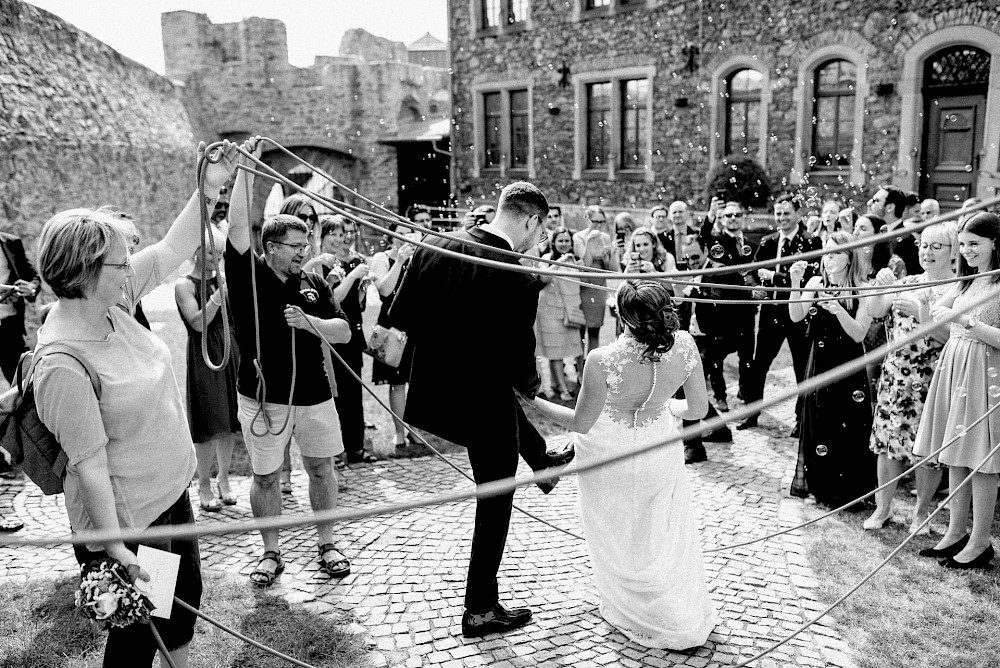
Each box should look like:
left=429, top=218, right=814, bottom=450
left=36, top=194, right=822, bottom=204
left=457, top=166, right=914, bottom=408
left=1, top=385, right=856, bottom=668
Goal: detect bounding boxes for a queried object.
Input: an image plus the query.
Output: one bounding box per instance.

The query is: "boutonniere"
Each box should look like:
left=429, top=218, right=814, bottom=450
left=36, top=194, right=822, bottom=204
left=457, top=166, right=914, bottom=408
left=300, top=287, right=319, bottom=303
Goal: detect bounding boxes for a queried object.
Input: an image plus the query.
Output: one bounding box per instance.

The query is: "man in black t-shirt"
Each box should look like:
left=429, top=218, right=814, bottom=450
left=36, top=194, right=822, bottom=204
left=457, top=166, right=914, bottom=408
left=226, top=158, right=355, bottom=587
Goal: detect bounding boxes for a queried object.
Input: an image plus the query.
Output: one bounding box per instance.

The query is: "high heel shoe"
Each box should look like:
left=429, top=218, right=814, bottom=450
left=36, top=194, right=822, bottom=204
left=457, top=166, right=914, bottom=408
left=917, top=534, right=969, bottom=559
left=941, top=543, right=994, bottom=570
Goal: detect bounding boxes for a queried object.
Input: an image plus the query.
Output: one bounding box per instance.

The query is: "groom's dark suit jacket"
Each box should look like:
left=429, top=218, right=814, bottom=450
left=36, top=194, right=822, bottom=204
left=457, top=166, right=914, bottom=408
left=389, top=226, right=543, bottom=450
left=0, top=232, right=41, bottom=337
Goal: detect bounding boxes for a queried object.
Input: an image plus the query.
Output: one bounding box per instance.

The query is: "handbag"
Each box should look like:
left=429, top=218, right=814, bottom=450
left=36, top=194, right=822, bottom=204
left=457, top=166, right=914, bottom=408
left=0, top=345, right=101, bottom=495
left=366, top=324, right=408, bottom=368
left=559, top=290, right=587, bottom=328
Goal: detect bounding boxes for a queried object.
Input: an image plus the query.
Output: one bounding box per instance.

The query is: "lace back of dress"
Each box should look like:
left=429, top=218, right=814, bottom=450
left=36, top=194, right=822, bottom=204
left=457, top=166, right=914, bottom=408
left=633, top=363, right=658, bottom=430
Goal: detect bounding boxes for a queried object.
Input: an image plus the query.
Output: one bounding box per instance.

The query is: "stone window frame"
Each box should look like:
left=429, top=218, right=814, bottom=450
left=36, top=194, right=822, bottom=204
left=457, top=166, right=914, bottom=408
left=792, top=46, right=868, bottom=187
left=470, top=0, right=532, bottom=37
left=709, top=56, right=771, bottom=173
left=573, top=65, right=656, bottom=182
left=894, top=25, right=1000, bottom=199
left=471, top=80, right=536, bottom=179
left=573, top=0, right=653, bottom=21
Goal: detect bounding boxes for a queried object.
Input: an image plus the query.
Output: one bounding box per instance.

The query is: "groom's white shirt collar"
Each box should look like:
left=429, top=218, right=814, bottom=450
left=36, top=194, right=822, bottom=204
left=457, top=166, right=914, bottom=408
left=479, top=223, right=514, bottom=249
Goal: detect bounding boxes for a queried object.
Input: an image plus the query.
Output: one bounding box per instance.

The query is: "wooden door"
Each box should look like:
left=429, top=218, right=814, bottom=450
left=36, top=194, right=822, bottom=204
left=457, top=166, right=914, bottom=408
left=921, top=94, right=986, bottom=207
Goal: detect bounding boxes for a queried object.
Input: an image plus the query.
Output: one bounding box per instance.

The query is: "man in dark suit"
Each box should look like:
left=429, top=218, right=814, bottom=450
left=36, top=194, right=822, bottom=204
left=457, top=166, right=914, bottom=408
left=390, top=182, right=572, bottom=638
left=0, top=232, right=41, bottom=384
left=658, top=201, right=700, bottom=269
left=737, top=194, right=821, bottom=433
left=698, top=201, right=758, bottom=407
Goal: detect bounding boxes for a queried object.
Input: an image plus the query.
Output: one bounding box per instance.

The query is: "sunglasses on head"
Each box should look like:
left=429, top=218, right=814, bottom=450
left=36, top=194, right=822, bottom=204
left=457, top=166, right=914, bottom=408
left=296, top=212, right=319, bottom=225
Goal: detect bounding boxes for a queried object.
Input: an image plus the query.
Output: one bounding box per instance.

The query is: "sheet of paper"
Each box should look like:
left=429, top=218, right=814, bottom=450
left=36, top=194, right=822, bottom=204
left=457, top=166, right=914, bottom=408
left=136, top=545, right=181, bottom=620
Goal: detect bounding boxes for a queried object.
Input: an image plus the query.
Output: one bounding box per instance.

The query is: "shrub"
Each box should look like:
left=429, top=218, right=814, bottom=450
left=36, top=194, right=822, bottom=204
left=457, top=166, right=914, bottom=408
left=705, top=155, right=772, bottom=210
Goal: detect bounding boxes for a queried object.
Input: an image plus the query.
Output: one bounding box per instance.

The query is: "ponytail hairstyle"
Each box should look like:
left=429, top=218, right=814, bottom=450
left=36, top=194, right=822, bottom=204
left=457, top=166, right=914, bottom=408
left=616, top=279, right=680, bottom=363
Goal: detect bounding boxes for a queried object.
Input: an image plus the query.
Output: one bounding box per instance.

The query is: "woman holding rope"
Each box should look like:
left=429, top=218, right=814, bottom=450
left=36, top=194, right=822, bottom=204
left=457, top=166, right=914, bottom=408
left=30, top=139, right=245, bottom=668
left=913, top=212, right=1000, bottom=570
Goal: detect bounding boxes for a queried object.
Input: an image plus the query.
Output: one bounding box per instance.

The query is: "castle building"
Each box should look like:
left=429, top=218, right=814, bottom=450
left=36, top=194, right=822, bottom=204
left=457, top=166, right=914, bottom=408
left=161, top=12, right=452, bottom=222
left=448, top=0, right=1000, bottom=211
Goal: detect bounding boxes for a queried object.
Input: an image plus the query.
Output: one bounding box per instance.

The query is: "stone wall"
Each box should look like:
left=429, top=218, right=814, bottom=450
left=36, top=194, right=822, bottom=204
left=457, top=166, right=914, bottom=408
left=449, top=0, right=1000, bottom=212
left=0, top=0, right=195, bottom=255
left=162, top=12, right=451, bottom=217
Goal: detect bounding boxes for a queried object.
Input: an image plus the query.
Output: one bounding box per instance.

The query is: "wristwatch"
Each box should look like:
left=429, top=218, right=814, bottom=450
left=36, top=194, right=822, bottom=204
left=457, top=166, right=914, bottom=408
left=966, top=316, right=979, bottom=328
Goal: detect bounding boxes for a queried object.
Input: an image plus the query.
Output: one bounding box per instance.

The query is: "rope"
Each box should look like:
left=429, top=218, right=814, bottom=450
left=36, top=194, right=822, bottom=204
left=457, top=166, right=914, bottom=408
left=173, top=597, right=319, bottom=668
left=148, top=622, right=179, bottom=668
left=5, top=277, right=993, bottom=548
left=294, top=314, right=585, bottom=542
left=194, top=147, right=232, bottom=371
left=733, top=435, right=1000, bottom=668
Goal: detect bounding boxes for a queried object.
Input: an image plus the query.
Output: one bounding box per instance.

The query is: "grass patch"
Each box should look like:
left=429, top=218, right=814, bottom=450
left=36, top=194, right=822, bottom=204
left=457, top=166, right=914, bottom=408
left=0, top=573, right=367, bottom=667
left=802, top=491, right=1000, bottom=668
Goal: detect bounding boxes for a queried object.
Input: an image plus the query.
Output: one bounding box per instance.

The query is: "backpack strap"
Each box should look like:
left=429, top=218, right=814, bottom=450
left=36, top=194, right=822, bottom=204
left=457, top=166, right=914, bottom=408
left=25, top=343, right=102, bottom=399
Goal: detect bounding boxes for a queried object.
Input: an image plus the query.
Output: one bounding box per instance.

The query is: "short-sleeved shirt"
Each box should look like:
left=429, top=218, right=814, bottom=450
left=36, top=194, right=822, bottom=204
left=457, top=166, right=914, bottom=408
left=226, top=239, right=345, bottom=406
left=34, top=249, right=196, bottom=547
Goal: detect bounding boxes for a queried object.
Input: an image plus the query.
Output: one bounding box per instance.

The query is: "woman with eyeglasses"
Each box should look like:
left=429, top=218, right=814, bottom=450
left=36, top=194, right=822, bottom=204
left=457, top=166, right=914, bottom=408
left=863, top=224, right=956, bottom=532
left=302, top=214, right=376, bottom=465
left=788, top=231, right=877, bottom=509
left=20, top=140, right=245, bottom=668
left=912, top=212, right=1000, bottom=570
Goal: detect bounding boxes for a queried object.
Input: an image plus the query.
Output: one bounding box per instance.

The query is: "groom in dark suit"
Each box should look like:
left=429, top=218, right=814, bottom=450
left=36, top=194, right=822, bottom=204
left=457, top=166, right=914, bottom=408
left=390, top=182, right=572, bottom=637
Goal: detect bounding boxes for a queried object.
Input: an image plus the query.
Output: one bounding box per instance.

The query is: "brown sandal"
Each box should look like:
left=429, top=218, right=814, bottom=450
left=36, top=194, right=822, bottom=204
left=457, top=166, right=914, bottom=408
left=317, top=543, right=350, bottom=578
left=250, top=551, right=284, bottom=588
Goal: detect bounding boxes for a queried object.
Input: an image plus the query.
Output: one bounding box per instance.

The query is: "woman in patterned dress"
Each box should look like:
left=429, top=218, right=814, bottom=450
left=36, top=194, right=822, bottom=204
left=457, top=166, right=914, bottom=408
left=913, top=213, right=1000, bottom=569
left=535, top=227, right=584, bottom=400
left=863, top=224, right=955, bottom=532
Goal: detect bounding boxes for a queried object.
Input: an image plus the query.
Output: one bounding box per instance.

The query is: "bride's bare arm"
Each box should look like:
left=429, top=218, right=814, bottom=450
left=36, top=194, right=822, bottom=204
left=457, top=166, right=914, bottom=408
left=668, top=355, right=709, bottom=421
left=531, top=349, right=607, bottom=433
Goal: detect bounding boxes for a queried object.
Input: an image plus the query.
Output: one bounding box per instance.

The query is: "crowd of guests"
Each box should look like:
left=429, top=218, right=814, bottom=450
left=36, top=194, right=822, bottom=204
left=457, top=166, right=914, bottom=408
left=520, top=188, right=1000, bottom=573
left=0, top=131, right=998, bottom=663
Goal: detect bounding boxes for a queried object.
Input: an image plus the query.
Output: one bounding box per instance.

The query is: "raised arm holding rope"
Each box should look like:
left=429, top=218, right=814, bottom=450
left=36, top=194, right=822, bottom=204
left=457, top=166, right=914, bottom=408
left=29, top=138, right=243, bottom=668
left=224, top=136, right=355, bottom=588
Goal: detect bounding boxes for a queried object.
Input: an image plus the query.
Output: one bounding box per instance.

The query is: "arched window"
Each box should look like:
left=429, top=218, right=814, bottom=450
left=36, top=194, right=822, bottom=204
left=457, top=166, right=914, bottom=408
left=724, top=68, right=763, bottom=156
left=811, top=59, right=856, bottom=168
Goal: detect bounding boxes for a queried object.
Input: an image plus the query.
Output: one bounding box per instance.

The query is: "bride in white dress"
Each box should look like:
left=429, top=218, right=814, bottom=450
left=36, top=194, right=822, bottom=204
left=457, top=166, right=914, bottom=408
left=532, top=279, right=717, bottom=649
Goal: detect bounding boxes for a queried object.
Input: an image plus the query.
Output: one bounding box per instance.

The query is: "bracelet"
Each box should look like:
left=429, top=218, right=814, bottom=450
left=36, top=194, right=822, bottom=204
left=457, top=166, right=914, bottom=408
left=209, top=292, right=223, bottom=306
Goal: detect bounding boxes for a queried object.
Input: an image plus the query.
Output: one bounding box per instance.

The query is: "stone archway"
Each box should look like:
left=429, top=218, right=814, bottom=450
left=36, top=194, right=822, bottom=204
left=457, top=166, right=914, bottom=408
left=895, top=26, right=1000, bottom=201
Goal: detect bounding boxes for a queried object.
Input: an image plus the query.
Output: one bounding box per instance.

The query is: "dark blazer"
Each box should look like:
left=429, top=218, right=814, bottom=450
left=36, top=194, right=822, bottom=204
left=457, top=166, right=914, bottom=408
left=0, top=232, right=41, bottom=335
left=752, top=229, right=822, bottom=303
left=389, top=226, right=544, bottom=449
left=655, top=225, right=699, bottom=270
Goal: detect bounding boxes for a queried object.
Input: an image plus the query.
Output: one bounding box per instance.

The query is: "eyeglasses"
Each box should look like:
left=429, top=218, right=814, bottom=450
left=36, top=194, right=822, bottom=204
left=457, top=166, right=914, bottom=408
left=414, top=216, right=432, bottom=224
left=682, top=255, right=703, bottom=263
left=721, top=213, right=740, bottom=218
left=103, top=257, right=132, bottom=272
left=296, top=212, right=319, bottom=225
left=919, top=242, right=951, bottom=251
left=271, top=241, right=310, bottom=253
left=590, top=219, right=607, bottom=224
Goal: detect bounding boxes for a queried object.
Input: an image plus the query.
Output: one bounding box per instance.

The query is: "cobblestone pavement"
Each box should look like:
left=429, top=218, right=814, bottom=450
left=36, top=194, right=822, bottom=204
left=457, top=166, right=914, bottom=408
left=0, top=363, right=857, bottom=668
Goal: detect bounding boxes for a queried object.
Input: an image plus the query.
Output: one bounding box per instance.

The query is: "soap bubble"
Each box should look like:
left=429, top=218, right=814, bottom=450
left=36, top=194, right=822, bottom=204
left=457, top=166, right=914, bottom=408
left=817, top=340, right=825, bottom=348
left=808, top=307, right=818, bottom=316
left=990, top=385, right=1000, bottom=398
left=955, top=424, right=965, bottom=434
left=742, top=244, right=753, bottom=256
left=710, top=244, right=725, bottom=259
left=955, top=386, right=968, bottom=398
left=988, top=367, right=998, bottom=378
left=911, top=380, right=923, bottom=392
left=852, top=390, right=866, bottom=402
left=815, top=444, right=829, bottom=456
left=805, top=186, right=818, bottom=198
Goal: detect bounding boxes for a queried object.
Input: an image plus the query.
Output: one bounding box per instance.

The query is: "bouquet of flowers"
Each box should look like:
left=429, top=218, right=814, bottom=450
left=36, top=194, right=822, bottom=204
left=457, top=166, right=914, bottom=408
left=75, top=558, right=154, bottom=629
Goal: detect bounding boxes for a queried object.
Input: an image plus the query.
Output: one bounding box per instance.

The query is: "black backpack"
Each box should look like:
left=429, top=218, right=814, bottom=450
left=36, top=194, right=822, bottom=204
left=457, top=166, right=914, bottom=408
left=0, top=345, right=101, bottom=495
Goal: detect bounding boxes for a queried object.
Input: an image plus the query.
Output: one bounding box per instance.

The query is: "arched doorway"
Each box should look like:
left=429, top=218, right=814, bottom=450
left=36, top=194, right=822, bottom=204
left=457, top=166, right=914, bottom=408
left=920, top=46, right=991, bottom=207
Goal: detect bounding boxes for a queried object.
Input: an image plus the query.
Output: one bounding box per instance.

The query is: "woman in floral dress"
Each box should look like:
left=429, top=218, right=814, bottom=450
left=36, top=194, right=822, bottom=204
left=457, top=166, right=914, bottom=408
left=864, top=224, right=955, bottom=532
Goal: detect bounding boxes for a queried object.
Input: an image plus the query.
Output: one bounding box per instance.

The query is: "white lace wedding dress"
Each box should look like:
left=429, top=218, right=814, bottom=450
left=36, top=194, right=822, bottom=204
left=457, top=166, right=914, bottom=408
left=574, top=331, right=716, bottom=649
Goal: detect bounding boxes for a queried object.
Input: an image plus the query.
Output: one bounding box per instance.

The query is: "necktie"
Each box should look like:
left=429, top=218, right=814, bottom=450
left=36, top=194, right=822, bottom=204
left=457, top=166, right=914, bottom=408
left=779, top=237, right=791, bottom=261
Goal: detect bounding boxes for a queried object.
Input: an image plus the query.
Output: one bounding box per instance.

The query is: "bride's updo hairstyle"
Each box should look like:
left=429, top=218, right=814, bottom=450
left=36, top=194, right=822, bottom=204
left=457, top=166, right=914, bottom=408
left=616, top=279, right=680, bottom=363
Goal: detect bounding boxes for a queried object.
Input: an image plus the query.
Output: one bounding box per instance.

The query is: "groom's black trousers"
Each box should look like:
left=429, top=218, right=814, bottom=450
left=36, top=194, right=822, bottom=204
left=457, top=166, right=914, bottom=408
left=464, top=404, right=550, bottom=613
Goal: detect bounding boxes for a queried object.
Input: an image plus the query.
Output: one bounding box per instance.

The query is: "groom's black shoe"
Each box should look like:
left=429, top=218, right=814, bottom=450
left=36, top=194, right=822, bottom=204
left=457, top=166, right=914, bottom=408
left=536, top=445, right=575, bottom=494
left=462, top=603, right=532, bottom=638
